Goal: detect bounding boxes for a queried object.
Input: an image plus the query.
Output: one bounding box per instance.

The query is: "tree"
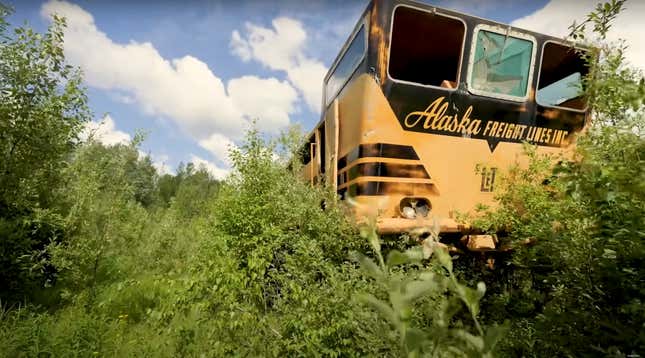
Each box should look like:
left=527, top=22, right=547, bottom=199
left=171, top=163, right=220, bottom=218
left=0, top=6, right=91, bottom=302
left=51, top=141, right=150, bottom=306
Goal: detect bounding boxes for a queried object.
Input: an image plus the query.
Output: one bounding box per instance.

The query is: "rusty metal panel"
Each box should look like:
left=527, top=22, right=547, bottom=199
left=324, top=99, right=339, bottom=188
left=304, top=0, right=591, bottom=236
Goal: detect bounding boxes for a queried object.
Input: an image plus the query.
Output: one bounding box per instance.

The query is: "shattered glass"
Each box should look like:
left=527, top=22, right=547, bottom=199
left=471, top=30, right=533, bottom=97
left=537, top=72, right=583, bottom=107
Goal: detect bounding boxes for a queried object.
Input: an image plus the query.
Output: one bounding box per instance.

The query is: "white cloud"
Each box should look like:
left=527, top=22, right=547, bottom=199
left=41, top=0, right=299, bottom=141
left=111, top=92, right=135, bottom=104
left=227, top=76, right=298, bottom=132
left=82, top=115, right=131, bottom=146
left=232, top=17, right=306, bottom=70
left=511, top=0, right=645, bottom=72
left=230, top=30, right=252, bottom=61
left=190, top=154, right=229, bottom=180
left=231, top=17, right=327, bottom=112
left=286, top=60, right=327, bottom=113
left=198, top=133, right=237, bottom=166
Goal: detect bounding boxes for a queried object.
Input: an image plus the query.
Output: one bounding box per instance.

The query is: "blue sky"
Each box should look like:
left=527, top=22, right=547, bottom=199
left=7, top=0, right=643, bottom=177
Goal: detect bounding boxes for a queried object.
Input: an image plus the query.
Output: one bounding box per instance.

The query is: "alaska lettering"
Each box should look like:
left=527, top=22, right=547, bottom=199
left=404, top=96, right=569, bottom=147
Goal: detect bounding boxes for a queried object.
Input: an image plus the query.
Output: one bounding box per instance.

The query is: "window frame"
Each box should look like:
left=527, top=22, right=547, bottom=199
left=535, top=40, right=589, bottom=113
left=324, top=20, right=368, bottom=106
left=466, top=23, right=538, bottom=102
left=386, top=4, right=467, bottom=91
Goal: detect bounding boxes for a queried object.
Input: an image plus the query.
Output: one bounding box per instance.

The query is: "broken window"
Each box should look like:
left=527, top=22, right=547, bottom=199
left=537, top=42, right=588, bottom=110
left=325, top=26, right=366, bottom=105
left=389, top=6, right=465, bottom=88
left=470, top=29, right=533, bottom=98
left=300, top=135, right=315, bottom=165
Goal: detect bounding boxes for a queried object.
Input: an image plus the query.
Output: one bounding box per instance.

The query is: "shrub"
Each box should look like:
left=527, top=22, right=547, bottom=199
left=0, top=6, right=90, bottom=303
left=458, top=3, right=645, bottom=355
left=180, top=127, right=393, bottom=356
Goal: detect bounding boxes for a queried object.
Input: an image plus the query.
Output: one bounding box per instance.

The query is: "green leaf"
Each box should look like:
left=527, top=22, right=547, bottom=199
left=418, top=271, right=435, bottom=281
left=476, top=282, right=486, bottom=297
left=403, top=278, right=439, bottom=302
left=454, top=329, right=484, bottom=351
left=353, top=252, right=384, bottom=281
left=434, top=247, right=453, bottom=272
left=404, top=327, right=426, bottom=353
left=386, top=246, right=423, bottom=268
left=357, top=293, right=399, bottom=326
left=360, top=225, right=381, bottom=255
left=454, top=283, right=481, bottom=316
left=602, top=248, right=617, bottom=259
left=386, top=250, right=409, bottom=267
left=483, top=322, right=509, bottom=352
left=437, top=297, right=462, bottom=328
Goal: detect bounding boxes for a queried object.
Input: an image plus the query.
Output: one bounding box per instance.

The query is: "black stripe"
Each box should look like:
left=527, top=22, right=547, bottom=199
left=341, top=181, right=434, bottom=197
left=343, top=162, right=429, bottom=183
left=337, top=143, right=420, bottom=170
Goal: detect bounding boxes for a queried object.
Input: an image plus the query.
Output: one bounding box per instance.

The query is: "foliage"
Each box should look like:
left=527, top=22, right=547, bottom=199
left=49, top=141, right=151, bottom=306
left=457, top=2, right=645, bottom=356
left=354, top=225, right=506, bottom=357
left=177, top=128, right=393, bottom=356
left=0, top=125, right=380, bottom=356
left=465, top=121, right=644, bottom=356
left=1, top=1, right=644, bottom=357
left=0, top=10, right=90, bottom=209
left=169, top=162, right=220, bottom=217
left=569, top=0, right=645, bottom=125
left=0, top=7, right=90, bottom=302
left=0, top=122, right=504, bottom=356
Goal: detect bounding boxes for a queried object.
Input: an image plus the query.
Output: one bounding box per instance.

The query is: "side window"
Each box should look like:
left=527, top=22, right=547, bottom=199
left=469, top=29, right=534, bottom=98
left=537, top=42, right=588, bottom=110
left=325, top=26, right=366, bottom=105
left=389, top=6, right=465, bottom=88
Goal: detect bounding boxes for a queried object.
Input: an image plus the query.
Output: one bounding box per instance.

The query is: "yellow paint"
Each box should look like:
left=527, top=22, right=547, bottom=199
left=306, top=71, right=579, bottom=234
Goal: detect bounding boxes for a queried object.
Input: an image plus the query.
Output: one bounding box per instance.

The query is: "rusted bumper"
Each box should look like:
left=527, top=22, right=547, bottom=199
left=376, top=217, right=468, bottom=235
left=377, top=218, right=497, bottom=251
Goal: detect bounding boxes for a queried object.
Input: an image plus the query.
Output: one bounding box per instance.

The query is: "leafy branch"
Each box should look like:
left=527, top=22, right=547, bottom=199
left=354, top=225, right=507, bottom=357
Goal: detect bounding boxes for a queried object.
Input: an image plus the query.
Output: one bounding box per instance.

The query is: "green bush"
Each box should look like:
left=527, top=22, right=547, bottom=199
left=457, top=3, right=645, bottom=355
left=0, top=6, right=90, bottom=303
left=354, top=225, right=507, bottom=357
left=176, top=128, right=394, bottom=356
left=2, top=1, right=643, bottom=357
left=464, top=122, right=644, bottom=356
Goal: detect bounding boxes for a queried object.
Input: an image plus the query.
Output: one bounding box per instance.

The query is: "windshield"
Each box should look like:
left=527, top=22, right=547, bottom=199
left=471, top=30, right=533, bottom=98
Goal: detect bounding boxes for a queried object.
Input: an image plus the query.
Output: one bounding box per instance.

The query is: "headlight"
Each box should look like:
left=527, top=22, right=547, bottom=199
left=401, top=205, right=416, bottom=219
left=399, top=197, right=431, bottom=219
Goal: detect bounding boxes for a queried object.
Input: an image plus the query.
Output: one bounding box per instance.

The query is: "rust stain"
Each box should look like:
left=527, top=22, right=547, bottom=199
left=542, top=108, right=561, bottom=120
left=370, top=2, right=388, bottom=85
left=301, top=2, right=590, bottom=236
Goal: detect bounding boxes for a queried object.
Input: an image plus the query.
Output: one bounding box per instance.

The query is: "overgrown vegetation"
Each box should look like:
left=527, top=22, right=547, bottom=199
left=354, top=226, right=506, bottom=357
left=1, top=1, right=644, bottom=357
left=457, top=1, right=645, bottom=356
